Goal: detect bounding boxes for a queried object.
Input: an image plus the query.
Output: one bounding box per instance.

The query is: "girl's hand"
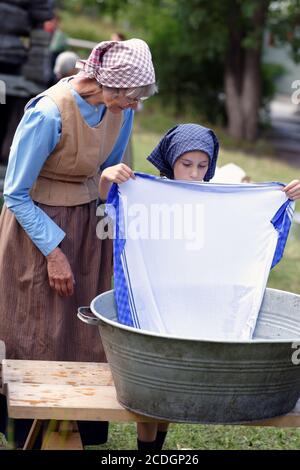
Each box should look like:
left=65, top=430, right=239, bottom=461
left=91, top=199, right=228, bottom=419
left=99, top=164, right=135, bottom=200
left=46, top=247, right=75, bottom=297
left=101, top=163, right=135, bottom=184
left=282, top=180, right=300, bottom=200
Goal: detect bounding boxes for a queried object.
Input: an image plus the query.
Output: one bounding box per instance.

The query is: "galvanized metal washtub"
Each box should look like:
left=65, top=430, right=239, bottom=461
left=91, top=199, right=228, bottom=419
left=78, top=287, right=300, bottom=424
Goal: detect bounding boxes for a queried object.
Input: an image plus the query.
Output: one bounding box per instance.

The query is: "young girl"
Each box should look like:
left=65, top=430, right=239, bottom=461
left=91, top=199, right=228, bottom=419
left=99, top=123, right=300, bottom=450
left=99, top=122, right=300, bottom=201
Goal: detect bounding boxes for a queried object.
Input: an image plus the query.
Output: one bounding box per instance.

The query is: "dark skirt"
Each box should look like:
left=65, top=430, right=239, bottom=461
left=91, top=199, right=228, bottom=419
left=0, top=201, right=112, bottom=362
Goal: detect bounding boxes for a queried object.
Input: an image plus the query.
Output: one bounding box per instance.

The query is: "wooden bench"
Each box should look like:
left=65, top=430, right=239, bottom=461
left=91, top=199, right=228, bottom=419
left=1, top=359, right=300, bottom=449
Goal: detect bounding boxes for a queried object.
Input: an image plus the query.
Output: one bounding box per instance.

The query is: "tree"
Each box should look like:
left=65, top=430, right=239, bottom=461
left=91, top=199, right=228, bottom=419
left=175, top=0, right=272, bottom=141
left=103, top=0, right=272, bottom=140
left=63, top=0, right=300, bottom=141
left=224, top=0, right=271, bottom=140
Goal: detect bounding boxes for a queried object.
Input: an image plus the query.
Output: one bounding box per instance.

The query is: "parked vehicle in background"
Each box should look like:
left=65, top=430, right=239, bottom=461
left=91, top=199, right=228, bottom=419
left=0, top=0, right=55, bottom=166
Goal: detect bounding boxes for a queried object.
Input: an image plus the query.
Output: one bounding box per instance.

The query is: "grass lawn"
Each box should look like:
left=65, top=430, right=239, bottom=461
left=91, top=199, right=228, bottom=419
left=92, top=421, right=300, bottom=450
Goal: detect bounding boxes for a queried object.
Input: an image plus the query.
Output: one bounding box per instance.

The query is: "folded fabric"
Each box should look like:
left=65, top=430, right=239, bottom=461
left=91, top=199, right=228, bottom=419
left=106, top=173, right=294, bottom=340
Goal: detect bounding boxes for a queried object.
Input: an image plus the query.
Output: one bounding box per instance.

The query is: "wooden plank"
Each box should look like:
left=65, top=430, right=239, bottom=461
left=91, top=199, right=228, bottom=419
left=6, top=382, right=155, bottom=422
left=41, top=432, right=83, bottom=450
left=2, top=359, right=114, bottom=387
left=3, top=360, right=300, bottom=427
left=7, top=382, right=300, bottom=427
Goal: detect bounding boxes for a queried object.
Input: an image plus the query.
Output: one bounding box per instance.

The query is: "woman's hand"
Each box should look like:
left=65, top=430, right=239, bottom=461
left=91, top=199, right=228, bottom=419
left=102, top=163, right=135, bottom=184
left=282, top=180, right=300, bottom=200
left=46, top=247, right=75, bottom=296
left=99, top=163, right=135, bottom=200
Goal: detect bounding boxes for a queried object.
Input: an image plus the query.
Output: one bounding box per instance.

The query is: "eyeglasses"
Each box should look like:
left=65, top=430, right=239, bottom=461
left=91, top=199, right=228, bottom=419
left=124, top=95, right=149, bottom=105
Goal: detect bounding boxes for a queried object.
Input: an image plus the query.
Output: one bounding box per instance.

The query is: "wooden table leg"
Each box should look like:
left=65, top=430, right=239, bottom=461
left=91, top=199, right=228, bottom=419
left=42, top=421, right=83, bottom=450
left=23, top=419, right=43, bottom=450
left=23, top=420, right=83, bottom=450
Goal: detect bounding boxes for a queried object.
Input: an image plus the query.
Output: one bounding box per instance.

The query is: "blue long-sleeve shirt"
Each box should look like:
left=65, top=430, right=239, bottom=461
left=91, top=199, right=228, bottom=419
left=3, top=88, right=134, bottom=256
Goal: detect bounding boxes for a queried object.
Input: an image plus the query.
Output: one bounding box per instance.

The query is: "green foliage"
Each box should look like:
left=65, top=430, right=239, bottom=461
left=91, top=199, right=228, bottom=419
left=61, top=0, right=128, bottom=17
left=269, top=0, right=300, bottom=63
left=61, top=0, right=101, bottom=14
left=60, top=10, right=116, bottom=43
left=98, top=0, right=280, bottom=123
left=61, top=0, right=300, bottom=131
left=112, top=0, right=227, bottom=123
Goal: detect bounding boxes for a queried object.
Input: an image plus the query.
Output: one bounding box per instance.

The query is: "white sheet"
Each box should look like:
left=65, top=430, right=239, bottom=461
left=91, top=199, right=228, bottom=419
left=110, top=175, right=293, bottom=340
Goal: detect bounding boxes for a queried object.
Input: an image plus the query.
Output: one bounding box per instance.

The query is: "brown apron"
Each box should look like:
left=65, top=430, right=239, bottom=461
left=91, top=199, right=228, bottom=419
left=0, top=201, right=112, bottom=361
left=0, top=79, right=122, bottom=361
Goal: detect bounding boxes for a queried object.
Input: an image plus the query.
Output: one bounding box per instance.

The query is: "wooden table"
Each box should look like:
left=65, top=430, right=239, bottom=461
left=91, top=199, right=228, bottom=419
left=1, top=359, right=300, bottom=450
left=1, top=359, right=154, bottom=449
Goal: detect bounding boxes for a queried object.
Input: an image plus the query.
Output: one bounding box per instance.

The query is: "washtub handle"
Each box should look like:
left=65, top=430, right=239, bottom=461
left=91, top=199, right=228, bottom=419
left=77, top=306, right=100, bottom=326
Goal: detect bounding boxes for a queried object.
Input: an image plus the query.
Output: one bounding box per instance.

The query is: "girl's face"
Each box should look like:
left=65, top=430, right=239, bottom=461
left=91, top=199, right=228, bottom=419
left=173, top=151, right=209, bottom=181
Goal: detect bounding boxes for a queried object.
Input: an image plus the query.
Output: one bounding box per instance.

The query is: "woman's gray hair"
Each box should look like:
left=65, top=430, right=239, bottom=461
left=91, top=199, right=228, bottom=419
left=103, top=83, right=158, bottom=100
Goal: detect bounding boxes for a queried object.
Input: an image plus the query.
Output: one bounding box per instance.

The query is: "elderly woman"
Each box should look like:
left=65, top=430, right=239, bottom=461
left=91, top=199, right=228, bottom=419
left=0, top=38, right=156, bottom=448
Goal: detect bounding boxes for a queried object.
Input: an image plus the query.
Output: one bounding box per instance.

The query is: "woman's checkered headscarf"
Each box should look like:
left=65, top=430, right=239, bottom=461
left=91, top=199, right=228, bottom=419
left=76, top=38, right=156, bottom=88
left=147, top=124, right=219, bottom=181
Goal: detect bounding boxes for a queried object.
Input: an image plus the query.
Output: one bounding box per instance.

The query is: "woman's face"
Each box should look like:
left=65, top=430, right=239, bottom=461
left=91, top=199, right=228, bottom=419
left=102, top=88, right=139, bottom=113
left=173, top=151, right=209, bottom=181
left=76, top=79, right=139, bottom=111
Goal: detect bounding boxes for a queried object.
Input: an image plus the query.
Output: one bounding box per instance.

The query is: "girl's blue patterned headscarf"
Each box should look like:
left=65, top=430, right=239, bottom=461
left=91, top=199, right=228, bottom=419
left=147, top=123, right=219, bottom=181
